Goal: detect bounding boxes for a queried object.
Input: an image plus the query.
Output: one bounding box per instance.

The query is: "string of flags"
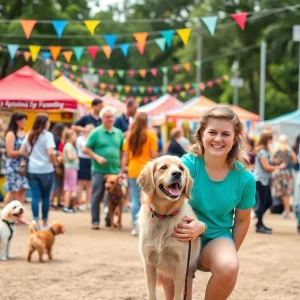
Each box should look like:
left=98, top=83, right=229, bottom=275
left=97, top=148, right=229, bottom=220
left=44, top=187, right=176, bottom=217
left=2, top=13, right=250, bottom=62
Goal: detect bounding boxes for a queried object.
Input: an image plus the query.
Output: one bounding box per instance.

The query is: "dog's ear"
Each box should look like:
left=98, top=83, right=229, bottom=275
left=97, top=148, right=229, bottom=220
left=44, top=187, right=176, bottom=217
left=137, top=160, right=156, bottom=195
left=183, top=167, right=194, bottom=200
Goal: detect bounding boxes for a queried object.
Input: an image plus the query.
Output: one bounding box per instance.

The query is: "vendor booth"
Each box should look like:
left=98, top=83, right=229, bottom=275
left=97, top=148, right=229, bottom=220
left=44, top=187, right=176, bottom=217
left=0, top=66, right=78, bottom=131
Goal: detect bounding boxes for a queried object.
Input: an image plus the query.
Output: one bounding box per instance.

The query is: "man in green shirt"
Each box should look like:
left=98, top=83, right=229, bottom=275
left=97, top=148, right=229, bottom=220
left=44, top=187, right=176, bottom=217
left=84, top=106, right=124, bottom=229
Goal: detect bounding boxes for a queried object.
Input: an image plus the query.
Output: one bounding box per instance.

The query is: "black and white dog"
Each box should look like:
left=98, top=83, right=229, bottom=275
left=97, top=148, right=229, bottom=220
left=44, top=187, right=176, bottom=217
left=0, top=200, right=24, bottom=260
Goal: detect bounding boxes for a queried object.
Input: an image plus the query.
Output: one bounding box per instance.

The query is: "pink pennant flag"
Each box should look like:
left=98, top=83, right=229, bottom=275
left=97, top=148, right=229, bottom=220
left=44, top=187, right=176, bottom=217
left=98, top=69, right=105, bottom=76
left=87, top=46, right=98, bottom=59
left=150, top=68, right=157, bottom=77
left=109, top=84, right=115, bottom=91
left=173, top=65, right=180, bottom=72
left=215, top=78, right=222, bottom=85
left=151, top=96, right=157, bottom=101
left=147, top=87, right=153, bottom=93
left=136, top=43, right=146, bottom=55
left=175, top=85, right=181, bottom=92
left=231, top=13, right=248, bottom=31
left=128, top=70, right=135, bottom=77
left=81, top=67, right=87, bottom=73
left=143, top=97, right=149, bottom=104
left=207, top=80, right=213, bottom=87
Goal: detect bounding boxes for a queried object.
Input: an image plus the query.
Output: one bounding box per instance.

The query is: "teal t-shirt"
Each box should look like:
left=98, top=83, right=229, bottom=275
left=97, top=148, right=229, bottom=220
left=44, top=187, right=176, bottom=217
left=181, top=153, right=256, bottom=240
left=63, top=142, right=79, bottom=169
left=85, top=125, right=124, bottom=174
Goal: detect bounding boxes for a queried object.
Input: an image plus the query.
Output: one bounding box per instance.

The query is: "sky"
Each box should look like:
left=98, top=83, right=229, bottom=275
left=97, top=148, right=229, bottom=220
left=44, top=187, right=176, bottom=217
left=89, top=0, right=121, bottom=13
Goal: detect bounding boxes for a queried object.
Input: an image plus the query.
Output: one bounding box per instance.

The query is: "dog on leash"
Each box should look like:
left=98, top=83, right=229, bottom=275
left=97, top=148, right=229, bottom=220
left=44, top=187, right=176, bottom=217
left=104, top=174, right=127, bottom=230
left=137, top=156, right=200, bottom=300
left=27, top=221, right=65, bottom=263
left=0, top=200, right=24, bottom=260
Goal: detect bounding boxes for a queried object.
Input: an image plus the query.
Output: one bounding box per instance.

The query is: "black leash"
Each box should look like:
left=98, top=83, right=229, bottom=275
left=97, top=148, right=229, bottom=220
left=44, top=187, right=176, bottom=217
left=183, top=240, right=192, bottom=300
left=2, top=220, right=15, bottom=241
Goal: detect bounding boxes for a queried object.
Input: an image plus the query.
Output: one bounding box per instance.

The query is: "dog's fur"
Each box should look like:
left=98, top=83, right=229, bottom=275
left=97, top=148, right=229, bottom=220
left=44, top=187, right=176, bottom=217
left=137, top=155, right=200, bottom=300
left=27, top=221, right=65, bottom=263
left=0, top=200, right=24, bottom=260
left=104, top=174, right=127, bottom=230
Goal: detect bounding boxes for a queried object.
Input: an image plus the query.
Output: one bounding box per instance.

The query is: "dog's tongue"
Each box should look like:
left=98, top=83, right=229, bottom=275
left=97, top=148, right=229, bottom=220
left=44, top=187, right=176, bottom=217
left=167, top=183, right=181, bottom=197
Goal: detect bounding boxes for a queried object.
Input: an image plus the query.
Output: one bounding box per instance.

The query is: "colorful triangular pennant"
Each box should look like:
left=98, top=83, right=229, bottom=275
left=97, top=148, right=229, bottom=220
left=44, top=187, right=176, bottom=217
left=183, top=63, right=191, bottom=72
left=150, top=68, right=158, bottom=77
left=104, top=34, right=118, bottom=50
left=84, top=20, right=100, bottom=35
left=139, top=69, right=146, bottom=78
left=117, top=70, right=125, bottom=78
left=49, top=46, right=62, bottom=61
left=119, top=43, right=130, bottom=57
left=73, top=46, right=84, bottom=61
left=161, top=30, right=174, bottom=47
left=29, top=45, right=41, bottom=62
left=20, top=20, right=36, bottom=39
left=176, top=28, right=191, bottom=45
left=102, top=45, right=111, bottom=59
left=52, top=20, right=68, bottom=38
left=7, top=44, right=19, bottom=59
left=201, top=16, right=218, bottom=36
left=87, top=46, right=98, bottom=59
left=71, top=65, right=78, bottom=72
left=108, top=70, right=115, bottom=78
left=155, top=37, right=166, bottom=52
left=194, top=60, right=202, bottom=68
left=23, top=51, right=31, bottom=61
left=63, top=51, right=73, bottom=63
left=231, top=13, right=248, bottom=31
left=161, top=66, right=168, bottom=74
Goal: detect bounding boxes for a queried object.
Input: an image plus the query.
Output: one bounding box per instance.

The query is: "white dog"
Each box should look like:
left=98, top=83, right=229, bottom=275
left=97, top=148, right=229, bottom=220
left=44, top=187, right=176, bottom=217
left=137, top=156, right=200, bottom=300
left=0, top=200, right=24, bottom=260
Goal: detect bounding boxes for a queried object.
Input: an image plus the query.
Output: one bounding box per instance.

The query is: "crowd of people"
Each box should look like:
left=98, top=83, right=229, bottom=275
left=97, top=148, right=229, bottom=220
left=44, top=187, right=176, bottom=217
left=0, top=98, right=299, bottom=237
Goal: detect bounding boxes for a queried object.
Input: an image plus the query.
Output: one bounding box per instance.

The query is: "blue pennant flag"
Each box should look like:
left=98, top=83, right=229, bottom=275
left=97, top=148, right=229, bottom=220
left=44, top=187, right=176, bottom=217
left=73, top=46, right=84, bottom=61
left=52, top=20, right=68, bottom=38
left=7, top=44, right=19, bottom=59
left=64, top=71, right=70, bottom=77
left=155, top=38, right=166, bottom=52
left=245, top=120, right=251, bottom=132
left=119, top=43, right=130, bottom=57
left=160, top=30, right=174, bottom=47
left=153, top=86, right=159, bottom=94
left=41, top=52, right=51, bottom=60
left=104, top=34, right=118, bottom=50
left=201, top=16, right=218, bottom=36
left=132, top=86, right=138, bottom=93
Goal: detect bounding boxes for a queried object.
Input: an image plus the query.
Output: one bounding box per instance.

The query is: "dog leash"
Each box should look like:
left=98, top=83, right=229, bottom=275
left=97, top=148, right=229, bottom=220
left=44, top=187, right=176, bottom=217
left=2, top=219, right=15, bottom=241
left=183, top=240, right=192, bottom=300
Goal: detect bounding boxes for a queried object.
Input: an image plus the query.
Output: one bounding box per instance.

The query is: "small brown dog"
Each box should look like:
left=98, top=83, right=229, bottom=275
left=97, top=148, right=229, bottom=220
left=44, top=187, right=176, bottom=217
left=27, top=221, right=65, bottom=263
left=104, top=174, right=127, bottom=230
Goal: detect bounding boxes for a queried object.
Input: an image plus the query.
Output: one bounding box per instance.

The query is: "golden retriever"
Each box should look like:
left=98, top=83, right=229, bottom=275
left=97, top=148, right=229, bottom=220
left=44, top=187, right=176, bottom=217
left=137, top=155, right=200, bottom=300
left=27, top=221, right=65, bottom=263
left=104, top=174, right=127, bottom=230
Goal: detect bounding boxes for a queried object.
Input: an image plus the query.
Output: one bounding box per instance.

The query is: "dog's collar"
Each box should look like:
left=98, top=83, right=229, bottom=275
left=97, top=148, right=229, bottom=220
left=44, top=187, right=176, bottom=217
left=2, top=219, right=15, bottom=241
left=1, top=219, right=15, bottom=226
left=148, top=205, right=180, bottom=220
left=49, top=227, right=56, bottom=236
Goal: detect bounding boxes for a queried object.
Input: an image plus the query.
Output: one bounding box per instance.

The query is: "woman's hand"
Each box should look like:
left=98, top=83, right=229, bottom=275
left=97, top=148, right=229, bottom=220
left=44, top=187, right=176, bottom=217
left=172, top=216, right=206, bottom=243
left=95, top=155, right=107, bottom=165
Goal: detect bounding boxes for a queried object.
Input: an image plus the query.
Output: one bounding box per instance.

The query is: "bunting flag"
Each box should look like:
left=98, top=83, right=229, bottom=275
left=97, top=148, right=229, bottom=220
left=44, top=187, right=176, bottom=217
left=7, top=44, right=19, bottom=59
left=155, top=38, right=166, bottom=52
left=119, top=43, right=130, bottom=57
left=49, top=46, right=61, bottom=61
left=161, top=30, right=174, bottom=47
left=134, top=32, right=148, bottom=54
left=231, top=13, right=248, bottom=31
left=177, top=28, right=191, bottom=45
left=117, top=70, right=125, bottom=78
left=201, top=16, right=218, bottom=36
left=102, top=45, right=111, bottom=59
left=125, top=86, right=131, bottom=93
left=183, top=63, right=191, bottom=72
left=52, top=20, right=68, bottom=38
left=136, top=43, right=146, bottom=55
left=108, top=70, right=115, bottom=78
left=63, top=51, right=73, bottom=62
left=128, top=70, right=135, bottom=77
left=139, top=86, right=145, bottom=94
left=173, top=65, right=180, bottom=72
left=84, top=20, right=100, bottom=35
left=20, top=20, right=36, bottom=39
left=29, top=45, right=41, bottom=62
left=23, top=51, right=31, bottom=61
left=150, top=68, right=158, bottom=77
left=194, top=60, right=202, bottom=68
left=71, top=65, right=78, bottom=72
left=104, top=34, right=118, bottom=50
left=41, top=52, right=51, bottom=60
left=139, top=69, right=146, bottom=78
left=161, top=66, right=168, bottom=74
left=87, top=46, right=98, bottom=59
left=73, top=46, right=84, bottom=61
left=98, top=69, right=105, bottom=76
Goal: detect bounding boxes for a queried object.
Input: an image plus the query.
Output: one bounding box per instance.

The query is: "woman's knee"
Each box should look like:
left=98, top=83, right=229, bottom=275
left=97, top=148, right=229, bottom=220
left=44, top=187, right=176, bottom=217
left=211, top=256, right=239, bottom=281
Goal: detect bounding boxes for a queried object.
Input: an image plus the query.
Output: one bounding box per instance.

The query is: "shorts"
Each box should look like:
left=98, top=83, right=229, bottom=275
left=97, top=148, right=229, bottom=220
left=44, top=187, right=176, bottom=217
left=64, top=168, right=78, bottom=192
left=78, top=157, right=91, bottom=181
left=195, top=236, right=234, bottom=274
left=52, top=176, right=63, bottom=192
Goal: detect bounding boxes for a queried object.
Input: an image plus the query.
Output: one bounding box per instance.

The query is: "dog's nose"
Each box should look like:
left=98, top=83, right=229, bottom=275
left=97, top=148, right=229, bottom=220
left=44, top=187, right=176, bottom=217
left=171, top=171, right=182, bottom=179
left=19, top=208, right=24, bottom=212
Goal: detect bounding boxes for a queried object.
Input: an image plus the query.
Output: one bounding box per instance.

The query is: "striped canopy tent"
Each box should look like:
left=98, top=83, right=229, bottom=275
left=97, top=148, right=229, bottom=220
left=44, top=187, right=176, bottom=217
left=138, top=94, right=183, bottom=126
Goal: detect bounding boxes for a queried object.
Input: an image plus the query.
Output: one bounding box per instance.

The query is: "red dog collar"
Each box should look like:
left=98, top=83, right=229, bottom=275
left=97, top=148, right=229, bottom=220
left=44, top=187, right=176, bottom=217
left=148, top=205, right=179, bottom=220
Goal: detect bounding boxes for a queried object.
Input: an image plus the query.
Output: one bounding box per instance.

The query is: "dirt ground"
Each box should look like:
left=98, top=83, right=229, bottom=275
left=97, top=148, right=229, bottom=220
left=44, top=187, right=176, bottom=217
left=1, top=203, right=299, bottom=300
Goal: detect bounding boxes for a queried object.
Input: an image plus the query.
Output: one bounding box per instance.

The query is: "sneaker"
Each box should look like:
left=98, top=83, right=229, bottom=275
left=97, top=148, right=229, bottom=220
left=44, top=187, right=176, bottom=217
left=62, top=207, right=74, bottom=213
left=131, top=227, right=139, bottom=237
left=77, top=204, right=85, bottom=212
left=87, top=203, right=91, bottom=210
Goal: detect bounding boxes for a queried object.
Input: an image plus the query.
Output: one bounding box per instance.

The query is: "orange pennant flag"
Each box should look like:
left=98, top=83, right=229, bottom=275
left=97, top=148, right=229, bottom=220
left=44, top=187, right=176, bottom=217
left=84, top=20, right=101, bottom=35
left=49, top=46, right=62, bottom=61
left=199, top=82, right=205, bottom=91
left=102, top=45, right=111, bottom=59
left=124, top=86, right=131, bottom=93
left=100, top=83, right=107, bottom=89
left=183, top=63, right=191, bottom=72
left=167, top=85, right=173, bottom=93
left=29, top=45, right=41, bottom=62
left=133, top=32, right=148, bottom=47
left=23, top=51, right=31, bottom=62
left=184, top=83, right=190, bottom=90
left=139, top=69, right=146, bottom=78
left=20, top=20, right=36, bottom=39
left=108, top=70, right=115, bottom=78
left=62, top=51, right=73, bottom=63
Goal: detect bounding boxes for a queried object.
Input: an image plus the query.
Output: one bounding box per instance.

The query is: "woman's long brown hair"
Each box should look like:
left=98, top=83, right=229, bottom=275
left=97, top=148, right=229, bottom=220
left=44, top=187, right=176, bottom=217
left=127, top=112, right=148, bottom=157
left=28, top=113, right=49, bottom=146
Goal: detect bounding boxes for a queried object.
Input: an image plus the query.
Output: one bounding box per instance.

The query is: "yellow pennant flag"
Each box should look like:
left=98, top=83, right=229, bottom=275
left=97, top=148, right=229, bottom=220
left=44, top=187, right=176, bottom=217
left=23, top=51, right=31, bottom=62
left=139, top=69, right=146, bottom=78
left=180, top=91, right=186, bottom=97
left=177, top=28, right=191, bottom=46
left=71, top=65, right=78, bottom=72
left=136, top=97, right=142, bottom=104
left=102, top=45, right=111, bottom=59
left=63, top=51, right=73, bottom=63
left=29, top=45, right=41, bottom=62
left=108, top=70, right=115, bottom=78
left=183, top=63, right=191, bottom=72
left=54, top=69, right=61, bottom=77
left=84, top=20, right=100, bottom=35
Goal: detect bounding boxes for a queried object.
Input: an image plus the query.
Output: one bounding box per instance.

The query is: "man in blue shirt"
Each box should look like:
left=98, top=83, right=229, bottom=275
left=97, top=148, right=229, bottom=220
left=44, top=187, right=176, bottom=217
left=72, top=99, right=104, bottom=133
left=114, top=99, right=138, bottom=135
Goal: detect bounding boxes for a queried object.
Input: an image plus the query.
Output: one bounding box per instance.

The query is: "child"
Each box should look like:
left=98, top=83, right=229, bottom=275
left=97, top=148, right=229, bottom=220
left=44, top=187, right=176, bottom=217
left=63, top=129, right=79, bottom=213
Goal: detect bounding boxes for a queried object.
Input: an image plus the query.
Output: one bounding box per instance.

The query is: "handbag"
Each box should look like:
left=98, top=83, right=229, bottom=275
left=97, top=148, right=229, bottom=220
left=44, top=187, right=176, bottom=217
left=17, top=141, right=35, bottom=177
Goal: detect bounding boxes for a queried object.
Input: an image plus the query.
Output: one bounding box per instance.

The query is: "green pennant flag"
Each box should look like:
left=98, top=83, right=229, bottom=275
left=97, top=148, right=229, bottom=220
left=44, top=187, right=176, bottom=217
left=93, top=87, right=99, bottom=93
left=89, top=68, right=95, bottom=74
left=161, top=66, right=168, bottom=74
left=192, top=82, right=197, bottom=88
left=161, top=86, right=167, bottom=93
left=56, top=61, right=62, bottom=68
left=116, top=85, right=123, bottom=92
left=117, top=70, right=125, bottom=78
left=194, top=60, right=202, bottom=68
left=139, top=86, right=145, bottom=94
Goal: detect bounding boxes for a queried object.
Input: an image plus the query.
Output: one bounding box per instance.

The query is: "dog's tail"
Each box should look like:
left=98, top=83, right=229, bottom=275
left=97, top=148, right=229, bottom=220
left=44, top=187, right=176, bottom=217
left=29, top=221, right=37, bottom=234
